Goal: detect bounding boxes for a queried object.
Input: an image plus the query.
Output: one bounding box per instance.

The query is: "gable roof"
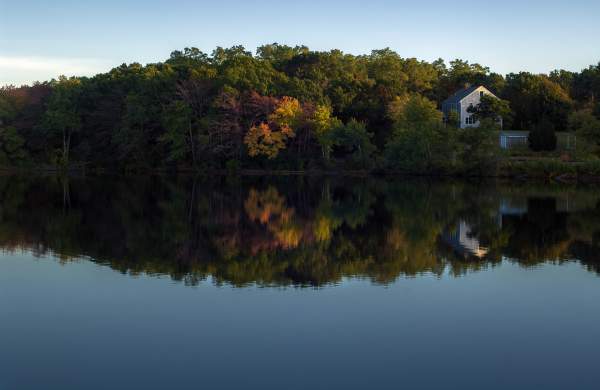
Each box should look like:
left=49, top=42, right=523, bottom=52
left=442, top=85, right=481, bottom=105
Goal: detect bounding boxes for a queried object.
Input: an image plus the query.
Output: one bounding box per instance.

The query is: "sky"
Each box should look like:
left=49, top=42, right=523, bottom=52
left=1, top=0, right=599, bottom=86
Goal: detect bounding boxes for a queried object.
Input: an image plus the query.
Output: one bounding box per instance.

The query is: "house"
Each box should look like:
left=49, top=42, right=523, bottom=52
left=442, top=85, right=501, bottom=129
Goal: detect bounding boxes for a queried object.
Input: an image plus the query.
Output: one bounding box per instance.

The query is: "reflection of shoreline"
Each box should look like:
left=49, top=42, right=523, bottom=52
left=499, top=194, right=580, bottom=216
left=0, top=177, right=598, bottom=286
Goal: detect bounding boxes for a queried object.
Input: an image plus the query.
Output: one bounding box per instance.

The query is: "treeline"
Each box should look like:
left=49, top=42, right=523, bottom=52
left=0, top=44, right=599, bottom=172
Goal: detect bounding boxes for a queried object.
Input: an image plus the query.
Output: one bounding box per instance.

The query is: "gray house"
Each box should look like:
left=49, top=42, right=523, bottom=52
left=442, top=85, right=501, bottom=129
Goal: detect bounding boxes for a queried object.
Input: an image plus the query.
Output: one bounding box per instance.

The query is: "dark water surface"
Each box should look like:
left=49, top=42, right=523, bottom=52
left=1, top=176, right=600, bottom=389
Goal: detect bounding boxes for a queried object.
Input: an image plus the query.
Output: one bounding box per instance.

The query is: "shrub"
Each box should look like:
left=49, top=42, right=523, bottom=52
left=499, top=159, right=577, bottom=178
left=384, top=123, right=457, bottom=174
left=384, top=94, right=457, bottom=174
left=577, top=160, right=600, bottom=177
left=529, top=118, right=557, bottom=151
left=327, top=120, right=376, bottom=169
left=458, top=119, right=500, bottom=175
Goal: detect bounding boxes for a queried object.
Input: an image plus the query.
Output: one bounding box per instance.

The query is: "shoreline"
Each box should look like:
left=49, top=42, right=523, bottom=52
left=2, top=161, right=600, bottom=183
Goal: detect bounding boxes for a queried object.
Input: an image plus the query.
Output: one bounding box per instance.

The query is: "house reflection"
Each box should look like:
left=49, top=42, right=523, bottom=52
left=442, top=221, right=489, bottom=259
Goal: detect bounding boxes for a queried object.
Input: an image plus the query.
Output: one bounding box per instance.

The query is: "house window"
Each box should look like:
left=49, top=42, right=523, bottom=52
left=466, top=116, right=475, bottom=125
left=480, top=91, right=485, bottom=99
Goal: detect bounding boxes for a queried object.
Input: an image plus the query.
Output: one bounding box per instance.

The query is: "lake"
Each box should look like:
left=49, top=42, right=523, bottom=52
left=1, top=175, right=600, bottom=389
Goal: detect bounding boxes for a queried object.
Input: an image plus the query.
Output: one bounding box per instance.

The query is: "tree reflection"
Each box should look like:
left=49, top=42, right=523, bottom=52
left=0, top=175, right=599, bottom=286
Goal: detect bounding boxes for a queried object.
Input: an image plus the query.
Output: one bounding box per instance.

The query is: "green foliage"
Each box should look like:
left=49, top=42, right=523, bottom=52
left=436, top=59, right=504, bottom=102
left=42, top=76, right=82, bottom=166
left=458, top=119, right=500, bottom=175
left=311, top=104, right=341, bottom=161
left=160, top=101, right=194, bottom=164
left=388, top=94, right=443, bottom=129
left=256, top=43, right=309, bottom=65
left=326, top=120, right=376, bottom=168
left=384, top=95, right=456, bottom=173
left=499, top=159, right=581, bottom=179
left=446, top=109, right=460, bottom=128
left=467, top=94, right=512, bottom=127
left=567, top=110, right=600, bottom=157
left=0, top=87, right=20, bottom=123
left=0, top=126, right=28, bottom=165
left=569, top=110, right=600, bottom=142
left=112, top=93, right=151, bottom=165
left=384, top=124, right=456, bottom=174
left=529, top=118, right=558, bottom=151
left=572, top=62, right=600, bottom=104
left=504, top=73, right=573, bottom=131
left=384, top=94, right=499, bottom=176
left=549, top=69, right=576, bottom=93
left=2, top=45, right=600, bottom=174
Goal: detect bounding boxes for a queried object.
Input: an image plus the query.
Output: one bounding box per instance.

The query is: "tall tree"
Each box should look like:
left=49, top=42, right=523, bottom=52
left=42, top=76, right=82, bottom=166
left=504, top=73, right=573, bottom=130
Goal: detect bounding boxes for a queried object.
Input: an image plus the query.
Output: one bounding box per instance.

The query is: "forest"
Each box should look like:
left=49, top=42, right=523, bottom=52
left=1, top=44, right=600, bottom=174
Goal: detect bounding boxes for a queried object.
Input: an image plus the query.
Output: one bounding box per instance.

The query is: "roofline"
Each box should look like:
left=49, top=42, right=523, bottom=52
left=442, top=85, right=498, bottom=105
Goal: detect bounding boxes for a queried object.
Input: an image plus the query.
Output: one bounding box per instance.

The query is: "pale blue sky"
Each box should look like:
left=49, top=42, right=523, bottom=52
left=1, top=0, right=599, bottom=85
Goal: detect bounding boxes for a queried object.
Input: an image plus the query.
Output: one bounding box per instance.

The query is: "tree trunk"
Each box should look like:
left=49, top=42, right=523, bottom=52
left=188, top=120, right=196, bottom=166
left=62, top=128, right=70, bottom=166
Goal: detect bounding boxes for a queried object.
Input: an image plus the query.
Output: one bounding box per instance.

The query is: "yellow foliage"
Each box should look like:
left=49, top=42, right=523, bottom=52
left=312, top=104, right=337, bottom=136
left=387, top=95, right=410, bottom=122
left=314, top=215, right=334, bottom=242
left=244, top=187, right=303, bottom=249
left=387, top=94, right=442, bottom=129
left=274, top=224, right=303, bottom=248
left=269, top=96, right=303, bottom=130
left=244, top=97, right=304, bottom=159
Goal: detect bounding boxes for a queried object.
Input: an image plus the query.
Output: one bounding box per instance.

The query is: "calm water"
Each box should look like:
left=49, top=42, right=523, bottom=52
left=1, top=176, right=600, bottom=389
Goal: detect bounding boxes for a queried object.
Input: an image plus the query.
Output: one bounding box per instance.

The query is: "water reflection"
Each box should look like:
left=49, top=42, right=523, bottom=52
left=1, top=175, right=600, bottom=286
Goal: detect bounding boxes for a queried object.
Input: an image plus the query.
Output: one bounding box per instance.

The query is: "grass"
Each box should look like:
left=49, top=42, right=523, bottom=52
left=498, top=158, right=600, bottom=181
left=499, top=132, right=579, bottom=158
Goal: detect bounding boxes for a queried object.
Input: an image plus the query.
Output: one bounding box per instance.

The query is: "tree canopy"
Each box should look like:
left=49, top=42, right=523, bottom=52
left=1, top=44, right=598, bottom=172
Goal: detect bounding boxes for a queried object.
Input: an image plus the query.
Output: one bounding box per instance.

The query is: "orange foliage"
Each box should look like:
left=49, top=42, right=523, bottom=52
left=244, top=122, right=290, bottom=159
left=243, top=96, right=302, bottom=160
left=245, top=187, right=303, bottom=249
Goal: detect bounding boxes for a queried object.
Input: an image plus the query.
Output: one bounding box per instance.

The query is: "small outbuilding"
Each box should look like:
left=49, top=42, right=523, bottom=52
left=498, top=130, right=529, bottom=149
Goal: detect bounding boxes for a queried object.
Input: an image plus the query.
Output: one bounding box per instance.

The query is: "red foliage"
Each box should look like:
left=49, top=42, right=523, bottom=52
left=242, top=91, right=279, bottom=126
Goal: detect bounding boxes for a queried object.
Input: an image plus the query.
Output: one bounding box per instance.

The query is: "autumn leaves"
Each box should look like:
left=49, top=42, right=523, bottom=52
left=244, top=96, right=337, bottom=160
